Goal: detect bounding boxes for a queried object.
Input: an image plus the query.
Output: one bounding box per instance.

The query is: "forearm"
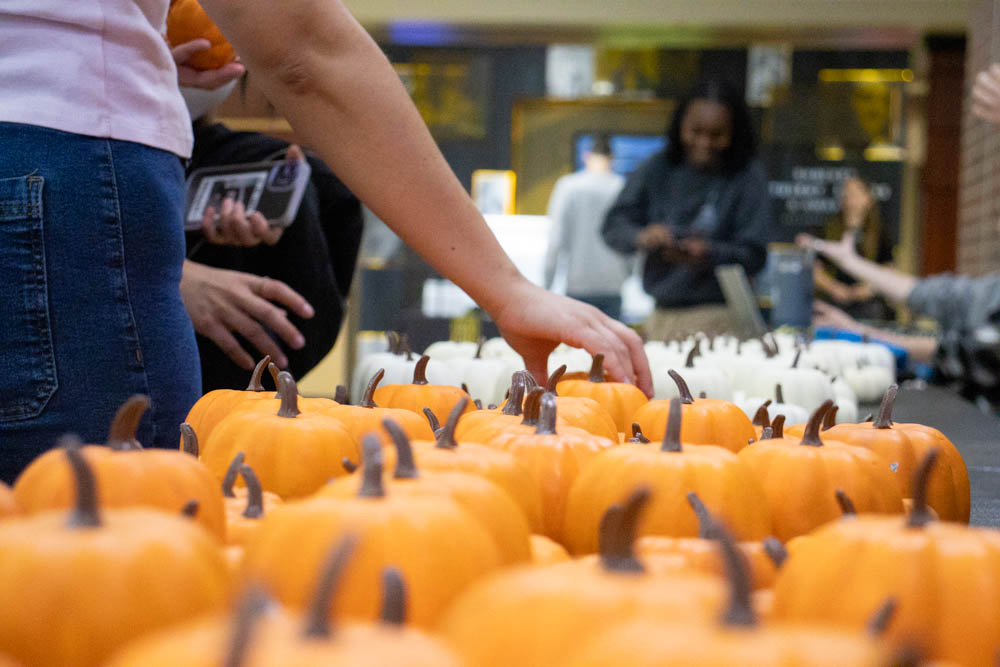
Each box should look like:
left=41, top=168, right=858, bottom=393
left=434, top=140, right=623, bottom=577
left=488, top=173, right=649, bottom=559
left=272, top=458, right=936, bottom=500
left=200, top=0, right=524, bottom=316
left=833, top=319, right=938, bottom=365
left=826, top=252, right=916, bottom=303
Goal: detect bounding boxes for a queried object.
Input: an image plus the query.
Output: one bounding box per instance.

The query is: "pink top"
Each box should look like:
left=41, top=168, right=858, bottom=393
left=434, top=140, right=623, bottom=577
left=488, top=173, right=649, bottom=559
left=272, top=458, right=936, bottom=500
left=0, top=0, right=193, bottom=157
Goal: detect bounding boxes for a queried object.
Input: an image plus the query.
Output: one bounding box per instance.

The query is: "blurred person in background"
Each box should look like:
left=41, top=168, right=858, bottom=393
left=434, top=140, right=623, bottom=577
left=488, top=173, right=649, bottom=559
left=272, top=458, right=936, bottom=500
left=602, top=79, right=774, bottom=340
left=544, top=134, right=630, bottom=320
left=807, top=176, right=895, bottom=321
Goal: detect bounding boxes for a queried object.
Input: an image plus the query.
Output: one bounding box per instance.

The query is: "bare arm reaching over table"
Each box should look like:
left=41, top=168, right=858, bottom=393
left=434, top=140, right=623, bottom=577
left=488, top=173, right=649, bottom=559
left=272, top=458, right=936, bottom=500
left=198, top=0, right=651, bottom=394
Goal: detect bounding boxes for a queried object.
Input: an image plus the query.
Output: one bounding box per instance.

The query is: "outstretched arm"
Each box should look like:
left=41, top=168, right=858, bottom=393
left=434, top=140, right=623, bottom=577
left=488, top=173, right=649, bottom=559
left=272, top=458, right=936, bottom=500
left=798, top=231, right=916, bottom=304
left=198, top=0, right=651, bottom=393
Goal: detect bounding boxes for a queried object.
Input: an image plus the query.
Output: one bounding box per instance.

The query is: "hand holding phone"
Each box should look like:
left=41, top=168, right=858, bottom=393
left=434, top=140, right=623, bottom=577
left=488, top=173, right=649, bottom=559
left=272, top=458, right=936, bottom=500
left=185, top=148, right=312, bottom=237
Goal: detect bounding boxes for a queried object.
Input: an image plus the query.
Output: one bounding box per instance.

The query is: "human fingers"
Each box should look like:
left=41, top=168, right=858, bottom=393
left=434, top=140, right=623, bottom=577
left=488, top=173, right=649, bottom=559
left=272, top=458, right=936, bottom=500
left=170, top=39, right=212, bottom=65
left=247, top=211, right=283, bottom=245
left=230, top=201, right=260, bottom=246
left=216, top=198, right=252, bottom=246
left=221, top=303, right=289, bottom=368
left=795, top=233, right=816, bottom=249
left=286, top=144, right=306, bottom=162
left=200, top=206, right=226, bottom=244
left=235, top=277, right=313, bottom=355
left=177, top=62, right=245, bottom=90
left=198, top=316, right=257, bottom=370
left=577, top=312, right=651, bottom=396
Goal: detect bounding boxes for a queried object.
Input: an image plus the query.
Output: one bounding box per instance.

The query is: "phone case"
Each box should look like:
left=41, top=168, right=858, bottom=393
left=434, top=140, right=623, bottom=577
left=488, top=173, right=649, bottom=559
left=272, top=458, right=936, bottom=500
left=184, top=158, right=312, bottom=231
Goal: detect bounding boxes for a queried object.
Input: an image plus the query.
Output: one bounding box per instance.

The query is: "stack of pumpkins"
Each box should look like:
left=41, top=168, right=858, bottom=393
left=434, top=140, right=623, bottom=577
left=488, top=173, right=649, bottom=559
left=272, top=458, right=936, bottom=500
left=0, top=345, right=994, bottom=667
left=356, top=330, right=899, bottom=428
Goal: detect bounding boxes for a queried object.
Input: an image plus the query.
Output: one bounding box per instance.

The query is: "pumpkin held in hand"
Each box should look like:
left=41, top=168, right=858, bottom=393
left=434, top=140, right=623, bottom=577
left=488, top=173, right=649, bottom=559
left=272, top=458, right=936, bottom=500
left=166, top=0, right=236, bottom=70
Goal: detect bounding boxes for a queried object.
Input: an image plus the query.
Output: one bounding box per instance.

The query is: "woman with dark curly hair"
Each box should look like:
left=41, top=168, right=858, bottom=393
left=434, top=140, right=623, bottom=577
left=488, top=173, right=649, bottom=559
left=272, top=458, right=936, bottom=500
left=603, top=79, right=775, bottom=339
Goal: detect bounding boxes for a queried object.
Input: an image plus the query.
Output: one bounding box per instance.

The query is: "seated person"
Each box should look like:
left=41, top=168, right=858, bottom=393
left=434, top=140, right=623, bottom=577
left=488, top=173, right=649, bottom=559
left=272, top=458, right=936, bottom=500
left=810, top=176, right=895, bottom=321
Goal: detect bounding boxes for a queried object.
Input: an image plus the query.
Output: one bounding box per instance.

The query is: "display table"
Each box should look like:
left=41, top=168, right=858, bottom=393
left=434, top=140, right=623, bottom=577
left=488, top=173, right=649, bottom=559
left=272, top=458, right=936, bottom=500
left=883, top=385, right=1000, bottom=527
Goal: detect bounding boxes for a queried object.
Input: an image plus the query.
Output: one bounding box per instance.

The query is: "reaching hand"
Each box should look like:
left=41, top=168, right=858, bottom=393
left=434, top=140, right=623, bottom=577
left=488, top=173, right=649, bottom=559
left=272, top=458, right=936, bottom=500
left=796, top=230, right=857, bottom=264
left=171, top=38, right=245, bottom=89
left=180, top=260, right=314, bottom=370
left=489, top=281, right=653, bottom=397
left=972, top=64, right=1000, bottom=127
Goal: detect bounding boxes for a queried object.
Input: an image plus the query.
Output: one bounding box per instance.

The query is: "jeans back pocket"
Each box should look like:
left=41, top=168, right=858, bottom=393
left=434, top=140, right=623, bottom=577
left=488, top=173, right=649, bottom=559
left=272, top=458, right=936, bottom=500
left=0, top=174, right=57, bottom=421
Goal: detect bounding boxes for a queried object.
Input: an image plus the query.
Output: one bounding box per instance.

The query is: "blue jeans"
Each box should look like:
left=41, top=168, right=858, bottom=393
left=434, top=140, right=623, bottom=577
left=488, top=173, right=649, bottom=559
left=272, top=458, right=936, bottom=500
left=0, top=123, right=201, bottom=482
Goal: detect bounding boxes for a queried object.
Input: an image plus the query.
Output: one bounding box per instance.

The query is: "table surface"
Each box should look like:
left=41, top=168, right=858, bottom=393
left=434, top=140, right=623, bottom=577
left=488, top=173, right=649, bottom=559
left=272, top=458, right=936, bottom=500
left=873, top=385, right=1000, bottom=527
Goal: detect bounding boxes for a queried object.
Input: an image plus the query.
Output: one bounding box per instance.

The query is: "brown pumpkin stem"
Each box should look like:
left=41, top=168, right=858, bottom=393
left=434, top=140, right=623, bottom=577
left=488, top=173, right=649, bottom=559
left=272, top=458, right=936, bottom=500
left=685, top=339, right=701, bottom=368
left=862, top=413, right=874, bottom=423
left=386, top=330, right=401, bottom=355
left=412, top=355, right=431, bottom=385
left=399, top=333, right=414, bottom=361
left=835, top=489, right=857, bottom=516
left=181, top=499, right=199, bottom=518
left=629, top=423, right=650, bottom=444
left=668, top=369, right=695, bottom=404
left=342, top=458, right=358, bottom=474
left=771, top=415, right=785, bottom=439
left=474, top=336, right=486, bottom=360
left=546, top=365, right=567, bottom=393
left=759, top=427, right=773, bottom=440
left=588, top=354, right=606, bottom=382
left=661, top=397, right=683, bottom=453
left=501, top=371, right=530, bottom=416
left=245, top=356, right=271, bottom=391
left=907, top=449, right=939, bottom=529
left=222, top=452, right=246, bottom=498
left=383, top=418, right=419, bottom=479
left=874, top=384, right=899, bottom=430
left=361, top=370, right=384, bottom=408
left=303, top=533, right=360, bottom=639
left=686, top=492, right=714, bottom=539
left=521, top=388, right=544, bottom=427
left=598, top=488, right=649, bottom=574
left=224, top=588, right=271, bottom=667
left=791, top=348, right=802, bottom=369
left=106, top=394, right=149, bottom=451
left=276, top=371, right=301, bottom=418
left=474, top=399, right=483, bottom=410
left=379, top=567, right=407, bottom=626
left=698, top=391, right=707, bottom=399
left=461, top=383, right=471, bottom=396
left=358, top=435, right=386, bottom=498
left=63, top=436, right=101, bottom=529
left=867, top=598, right=898, bottom=637
left=239, top=464, right=264, bottom=519
left=535, top=392, right=559, bottom=435
left=267, top=363, right=280, bottom=393
left=423, top=407, right=441, bottom=433
left=799, top=400, right=833, bottom=447
left=334, top=385, right=349, bottom=405
left=763, top=537, right=788, bottom=568
left=180, top=422, right=199, bottom=457
left=823, top=404, right=839, bottom=430
left=714, top=519, right=757, bottom=627
left=752, top=400, right=772, bottom=428
left=774, top=384, right=785, bottom=405
left=435, top=397, right=469, bottom=450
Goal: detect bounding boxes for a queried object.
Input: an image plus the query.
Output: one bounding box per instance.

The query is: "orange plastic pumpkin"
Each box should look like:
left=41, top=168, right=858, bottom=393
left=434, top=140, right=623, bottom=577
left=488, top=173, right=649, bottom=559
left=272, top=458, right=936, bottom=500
left=372, top=355, right=473, bottom=425
left=319, top=369, right=435, bottom=447
left=201, top=372, right=359, bottom=498
left=166, top=0, right=236, bottom=70
left=436, top=490, right=728, bottom=667
left=106, top=541, right=462, bottom=666
left=544, top=365, right=620, bottom=440
left=318, top=419, right=531, bottom=564
left=15, top=396, right=226, bottom=539
left=482, top=392, right=616, bottom=539
left=383, top=396, right=543, bottom=532
left=822, top=385, right=970, bottom=523
left=564, top=397, right=771, bottom=553
left=530, top=534, right=570, bottom=565
left=772, top=451, right=1000, bottom=666
left=632, top=370, right=756, bottom=453
left=555, top=353, right=648, bottom=433
left=241, top=436, right=500, bottom=627
left=0, top=440, right=230, bottom=667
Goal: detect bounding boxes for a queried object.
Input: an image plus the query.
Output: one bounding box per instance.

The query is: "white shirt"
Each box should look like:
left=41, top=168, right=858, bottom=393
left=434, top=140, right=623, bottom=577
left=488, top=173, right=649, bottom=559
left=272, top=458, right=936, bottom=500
left=544, top=169, right=631, bottom=296
left=0, top=0, right=193, bottom=157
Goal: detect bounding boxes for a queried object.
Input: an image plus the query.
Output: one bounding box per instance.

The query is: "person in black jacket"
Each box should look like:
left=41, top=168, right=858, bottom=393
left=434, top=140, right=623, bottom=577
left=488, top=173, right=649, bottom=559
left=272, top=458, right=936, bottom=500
left=602, top=79, right=773, bottom=339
